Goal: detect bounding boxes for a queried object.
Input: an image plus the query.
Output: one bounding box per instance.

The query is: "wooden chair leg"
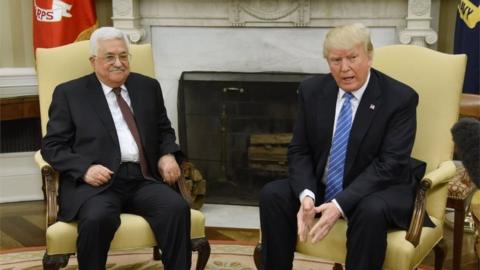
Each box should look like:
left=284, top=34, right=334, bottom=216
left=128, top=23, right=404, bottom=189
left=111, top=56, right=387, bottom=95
left=153, top=246, right=161, bottom=260
left=333, top=263, right=344, bottom=270
left=433, top=239, right=446, bottom=270
left=191, top=237, right=210, bottom=270
left=253, top=243, right=262, bottom=270
left=42, top=253, right=70, bottom=270
left=452, top=206, right=465, bottom=270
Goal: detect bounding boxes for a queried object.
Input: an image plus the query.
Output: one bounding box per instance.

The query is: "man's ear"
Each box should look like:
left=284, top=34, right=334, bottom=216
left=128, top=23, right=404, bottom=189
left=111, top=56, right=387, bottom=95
left=89, top=56, right=95, bottom=68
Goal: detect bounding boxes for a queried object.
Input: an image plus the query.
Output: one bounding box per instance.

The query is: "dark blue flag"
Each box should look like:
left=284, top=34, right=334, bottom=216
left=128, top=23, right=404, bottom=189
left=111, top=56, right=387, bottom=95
left=454, top=0, right=480, bottom=94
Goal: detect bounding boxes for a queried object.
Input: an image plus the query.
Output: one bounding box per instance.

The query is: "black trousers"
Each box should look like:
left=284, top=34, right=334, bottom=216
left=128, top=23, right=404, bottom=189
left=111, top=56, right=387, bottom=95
left=260, top=179, right=397, bottom=270
left=75, top=162, right=191, bottom=270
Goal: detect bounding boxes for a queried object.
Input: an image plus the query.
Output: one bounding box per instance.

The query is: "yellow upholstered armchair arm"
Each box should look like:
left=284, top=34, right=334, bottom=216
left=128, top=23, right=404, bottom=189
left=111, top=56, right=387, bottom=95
left=406, top=160, right=456, bottom=246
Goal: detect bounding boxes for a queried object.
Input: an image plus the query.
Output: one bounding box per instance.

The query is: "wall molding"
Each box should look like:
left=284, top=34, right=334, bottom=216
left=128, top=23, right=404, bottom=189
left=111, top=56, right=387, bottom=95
left=0, top=68, right=38, bottom=98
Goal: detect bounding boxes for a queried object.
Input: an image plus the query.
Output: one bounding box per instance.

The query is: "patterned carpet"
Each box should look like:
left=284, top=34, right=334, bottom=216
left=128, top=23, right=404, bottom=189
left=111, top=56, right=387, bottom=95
left=0, top=242, right=334, bottom=270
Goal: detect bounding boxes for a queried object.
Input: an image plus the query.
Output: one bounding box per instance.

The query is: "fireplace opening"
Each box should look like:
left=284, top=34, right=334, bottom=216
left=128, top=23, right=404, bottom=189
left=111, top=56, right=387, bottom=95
left=178, top=72, right=323, bottom=206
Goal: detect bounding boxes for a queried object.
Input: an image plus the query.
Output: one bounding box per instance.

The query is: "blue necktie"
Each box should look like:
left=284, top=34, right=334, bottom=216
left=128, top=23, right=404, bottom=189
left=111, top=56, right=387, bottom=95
left=324, top=92, right=354, bottom=202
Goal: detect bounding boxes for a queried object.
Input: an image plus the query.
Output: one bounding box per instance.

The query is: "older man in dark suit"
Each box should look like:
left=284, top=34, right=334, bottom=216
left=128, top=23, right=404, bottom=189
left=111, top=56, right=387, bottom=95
left=41, top=27, right=191, bottom=270
left=259, top=23, right=424, bottom=270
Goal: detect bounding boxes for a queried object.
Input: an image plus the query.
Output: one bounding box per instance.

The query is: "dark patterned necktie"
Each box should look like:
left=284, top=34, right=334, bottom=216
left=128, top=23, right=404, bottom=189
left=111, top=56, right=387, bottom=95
left=324, top=92, right=354, bottom=202
left=112, top=87, right=153, bottom=180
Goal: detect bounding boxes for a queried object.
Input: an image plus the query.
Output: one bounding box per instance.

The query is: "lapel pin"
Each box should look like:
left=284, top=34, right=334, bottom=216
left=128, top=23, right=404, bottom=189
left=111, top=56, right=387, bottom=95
left=369, top=104, right=375, bottom=110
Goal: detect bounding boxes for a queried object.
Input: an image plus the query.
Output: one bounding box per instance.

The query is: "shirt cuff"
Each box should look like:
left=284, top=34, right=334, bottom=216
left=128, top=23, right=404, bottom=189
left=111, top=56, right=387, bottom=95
left=332, top=199, right=347, bottom=219
left=299, top=189, right=316, bottom=203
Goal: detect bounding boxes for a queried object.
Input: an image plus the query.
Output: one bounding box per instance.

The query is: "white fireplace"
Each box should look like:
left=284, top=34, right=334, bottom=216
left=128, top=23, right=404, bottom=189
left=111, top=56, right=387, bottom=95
left=112, top=0, right=440, bottom=135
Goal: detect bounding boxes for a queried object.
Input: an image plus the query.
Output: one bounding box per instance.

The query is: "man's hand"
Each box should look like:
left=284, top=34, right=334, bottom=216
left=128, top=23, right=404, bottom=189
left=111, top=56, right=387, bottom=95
left=157, top=154, right=181, bottom=185
left=309, top=202, right=341, bottom=243
left=83, top=165, right=113, bottom=187
left=297, top=196, right=316, bottom=242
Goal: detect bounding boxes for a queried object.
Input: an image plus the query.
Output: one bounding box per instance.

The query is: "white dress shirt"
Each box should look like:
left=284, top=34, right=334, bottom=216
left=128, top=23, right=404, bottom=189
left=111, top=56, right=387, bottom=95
left=299, top=71, right=371, bottom=216
left=100, top=82, right=140, bottom=162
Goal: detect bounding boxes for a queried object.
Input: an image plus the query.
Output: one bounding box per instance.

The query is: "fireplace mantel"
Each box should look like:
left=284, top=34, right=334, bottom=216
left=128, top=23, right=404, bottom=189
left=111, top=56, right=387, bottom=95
left=110, top=0, right=440, bottom=135
left=112, top=0, right=439, bottom=47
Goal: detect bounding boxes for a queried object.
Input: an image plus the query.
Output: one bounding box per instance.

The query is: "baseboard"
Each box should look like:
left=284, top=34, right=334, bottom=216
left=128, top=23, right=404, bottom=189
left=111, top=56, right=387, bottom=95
left=0, top=151, right=43, bottom=203
left=202, top=204, right=260, bottom=229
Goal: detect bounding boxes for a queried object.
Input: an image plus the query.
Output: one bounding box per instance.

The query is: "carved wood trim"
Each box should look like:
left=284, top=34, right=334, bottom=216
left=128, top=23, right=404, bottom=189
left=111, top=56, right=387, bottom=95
left=405, top=178, right=432, bottom=246
left=177, top=166, right=193, bottom=205
left=179, top=161, right=206, bottom=209
left=42, top=164, right=59, bottom=227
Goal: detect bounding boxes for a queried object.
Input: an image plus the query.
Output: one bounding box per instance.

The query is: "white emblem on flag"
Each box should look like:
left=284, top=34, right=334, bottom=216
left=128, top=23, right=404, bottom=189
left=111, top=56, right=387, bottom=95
left=35, top=0, right=72, bottom=22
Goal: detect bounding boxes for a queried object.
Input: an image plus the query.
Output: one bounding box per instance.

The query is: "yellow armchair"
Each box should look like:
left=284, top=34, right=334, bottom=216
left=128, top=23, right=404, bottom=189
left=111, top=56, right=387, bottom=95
left=254, top=45, right=466, bottom=270
left=35, top=40, right=210, bottom=270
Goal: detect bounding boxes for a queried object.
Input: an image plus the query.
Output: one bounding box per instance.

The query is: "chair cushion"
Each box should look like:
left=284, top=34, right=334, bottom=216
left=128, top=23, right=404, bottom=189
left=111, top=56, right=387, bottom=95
left=46, top=209, right=205, bottom=255
left=295, top=217, right=443, bottom=270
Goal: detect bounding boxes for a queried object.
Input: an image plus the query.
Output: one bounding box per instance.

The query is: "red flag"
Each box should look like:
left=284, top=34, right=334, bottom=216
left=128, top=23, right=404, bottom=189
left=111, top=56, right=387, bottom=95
left=33, top=0, right=97, bottom=53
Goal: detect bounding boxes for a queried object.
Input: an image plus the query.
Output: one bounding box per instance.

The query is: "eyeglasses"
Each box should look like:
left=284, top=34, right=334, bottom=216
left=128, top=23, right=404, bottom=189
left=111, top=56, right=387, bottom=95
left=96, top=53, right=131, bottom=64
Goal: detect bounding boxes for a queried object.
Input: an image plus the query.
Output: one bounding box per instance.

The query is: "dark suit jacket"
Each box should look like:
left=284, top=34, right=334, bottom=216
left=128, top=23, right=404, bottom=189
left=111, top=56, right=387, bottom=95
left=288, top=68, right=429, bottom=228
left=41, top=72, right=180, bottom=221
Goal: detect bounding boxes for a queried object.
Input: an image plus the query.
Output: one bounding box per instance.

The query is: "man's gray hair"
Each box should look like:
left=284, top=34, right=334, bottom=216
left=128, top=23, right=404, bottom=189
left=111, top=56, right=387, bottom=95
left=89, top=27, right=130, bottom=56
left=323, top=23, right=374, bottom=59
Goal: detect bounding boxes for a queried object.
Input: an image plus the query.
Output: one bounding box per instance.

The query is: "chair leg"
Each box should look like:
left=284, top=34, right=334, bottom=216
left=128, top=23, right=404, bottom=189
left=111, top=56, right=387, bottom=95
left=333, top=263, right=344, bottom=270
left=452, top=206, right=465, bottom=270
left=191, top=237, right=211, bottom=270
left=42, top=253, right=70, bottom=270
left=153, top=246, right=161, bottom=260
left=433, top=239, right=446, bottom=270
left=253, top=243, right=262, bottom=270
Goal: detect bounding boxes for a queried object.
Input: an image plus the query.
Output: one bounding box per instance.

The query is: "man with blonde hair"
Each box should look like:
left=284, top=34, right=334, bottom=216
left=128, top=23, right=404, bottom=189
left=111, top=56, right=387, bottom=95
left=259, top=23, right=430, bottom=269
left=42, top=27, right=191, bottom=270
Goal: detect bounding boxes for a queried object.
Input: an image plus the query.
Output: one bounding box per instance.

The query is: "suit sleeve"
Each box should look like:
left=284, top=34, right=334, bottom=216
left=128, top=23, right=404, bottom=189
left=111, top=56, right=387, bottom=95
left=287, top=83, right=318, bottom=197
left=336, top=90, right=418, bottom=216
left=153, top=80, right=180, bottom=157
left=41, top=86, right=92, bottom=182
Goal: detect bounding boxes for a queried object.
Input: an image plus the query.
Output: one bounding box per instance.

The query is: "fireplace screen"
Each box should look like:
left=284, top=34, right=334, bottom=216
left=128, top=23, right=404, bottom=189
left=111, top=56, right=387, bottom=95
left=178, top=72, right=321, bottom=205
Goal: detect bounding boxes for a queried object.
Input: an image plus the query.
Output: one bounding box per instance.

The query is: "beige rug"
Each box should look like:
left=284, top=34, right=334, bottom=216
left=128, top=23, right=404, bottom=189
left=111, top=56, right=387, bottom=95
left=0, top=242, right=335, bottom=270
